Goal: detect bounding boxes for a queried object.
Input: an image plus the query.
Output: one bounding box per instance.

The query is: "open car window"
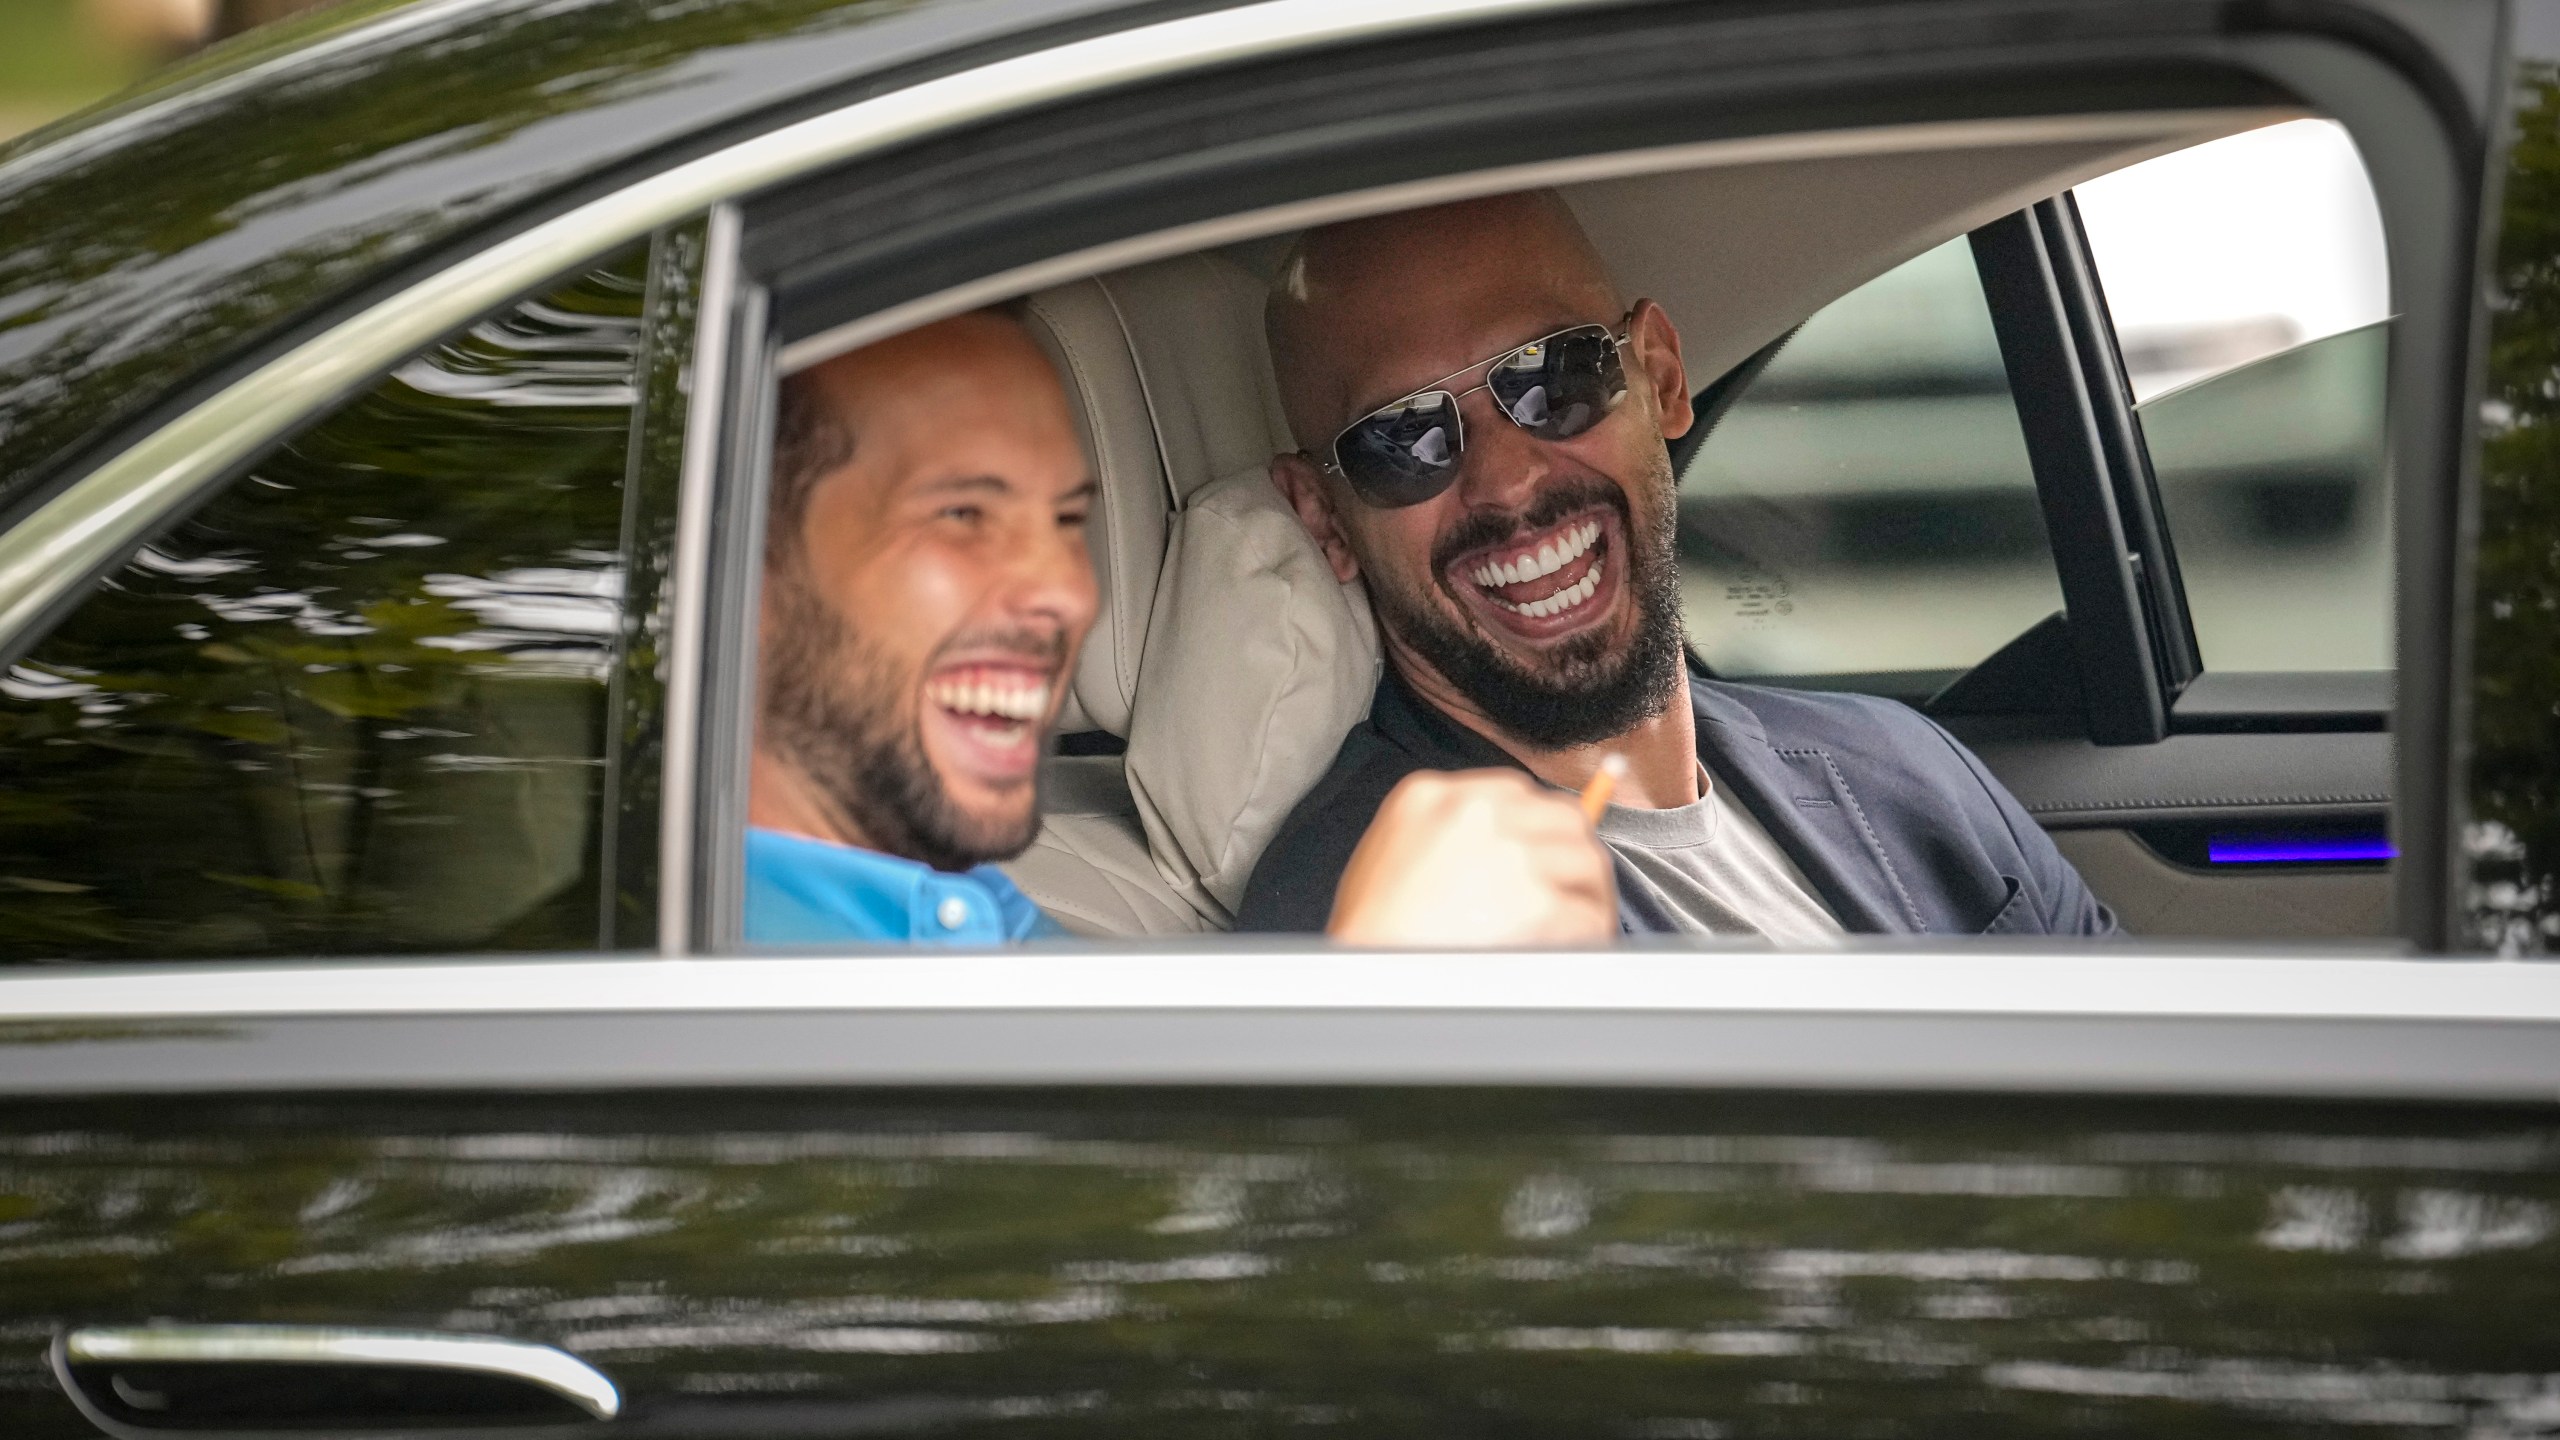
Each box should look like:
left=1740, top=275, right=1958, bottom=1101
left=732, top=107, right=2417, bottom=951
left=1674, top=238, right=2061, bottom=698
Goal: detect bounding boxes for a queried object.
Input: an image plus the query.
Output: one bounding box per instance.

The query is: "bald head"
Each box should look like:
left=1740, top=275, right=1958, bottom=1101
left=1266, top=191, right=1623, bottom=451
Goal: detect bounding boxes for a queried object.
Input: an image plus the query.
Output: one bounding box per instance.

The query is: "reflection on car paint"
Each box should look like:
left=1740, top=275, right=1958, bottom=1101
left=0, top=0, right=930, bottom=502
left=0, top=250, right=648, bottom=964
left=0, top=1091, right=2553, bottom=1436
left=2471, top=58, right=2560, bottom=957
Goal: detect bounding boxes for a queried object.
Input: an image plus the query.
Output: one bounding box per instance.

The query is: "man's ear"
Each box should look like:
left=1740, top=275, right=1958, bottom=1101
left=1270, top=452, right=1362, bottom=584
left=1627, top=298, right=1694, bottom=442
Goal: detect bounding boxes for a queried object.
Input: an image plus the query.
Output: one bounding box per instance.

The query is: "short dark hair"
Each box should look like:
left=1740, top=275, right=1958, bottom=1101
left=766, top=371, right=858, bottom=569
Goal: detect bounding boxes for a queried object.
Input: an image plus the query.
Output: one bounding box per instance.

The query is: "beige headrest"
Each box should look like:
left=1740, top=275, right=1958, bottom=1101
left=1126, top=467, right=1380, bottom=922
left=1020, top=255, right=1293, bottom=735
left=1024, top=252, right=1378, bottom=926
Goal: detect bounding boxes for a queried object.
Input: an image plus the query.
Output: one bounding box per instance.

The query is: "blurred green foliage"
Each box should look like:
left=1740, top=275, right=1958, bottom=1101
left=2471, top=63, right=2560, bottom=954
left=0, top=0, right=153, bottom=136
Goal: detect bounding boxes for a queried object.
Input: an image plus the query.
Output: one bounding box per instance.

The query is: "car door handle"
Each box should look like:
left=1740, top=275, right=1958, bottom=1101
left=52, top=1325, right=619, bottom=1436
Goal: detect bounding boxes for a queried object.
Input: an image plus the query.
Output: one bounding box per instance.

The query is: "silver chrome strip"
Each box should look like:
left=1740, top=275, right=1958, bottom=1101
left=0, top=0, right=1621, bottom=658
left=778, top=107, right=2294, bottom=373
left=7, top=964, right=2560, bottom=1099
left=54, top=1326, right=619, bottom=1425
left=0, top=950, right=2545, bottom=1023
left=659, top=206, right=741, bottom=957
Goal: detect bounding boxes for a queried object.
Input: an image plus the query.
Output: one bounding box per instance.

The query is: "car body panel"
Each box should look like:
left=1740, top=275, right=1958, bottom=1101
left=3, top=1086, right=2557, bottom=1438
left=0, top=0, right=1145, bottom=512
left=0, top=0, right=2546, bottom=1432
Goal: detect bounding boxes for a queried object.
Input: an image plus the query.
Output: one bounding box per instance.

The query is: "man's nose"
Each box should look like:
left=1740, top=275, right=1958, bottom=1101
left=999, top=517, right=1100, bottom=640
left=1453, top=386, right=1556, bottom=509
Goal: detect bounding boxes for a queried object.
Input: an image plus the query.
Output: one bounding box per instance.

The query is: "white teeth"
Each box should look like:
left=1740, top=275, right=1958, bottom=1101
left=928, top=677, right=1052, bottom=721
left=1468, top=519, right=1602, bottom=589
left=1495, top=564, right=1602, bottom=619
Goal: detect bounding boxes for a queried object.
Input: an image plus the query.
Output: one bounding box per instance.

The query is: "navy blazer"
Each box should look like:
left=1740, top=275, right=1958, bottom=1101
left=1235, top=671, right=2116, bottom=937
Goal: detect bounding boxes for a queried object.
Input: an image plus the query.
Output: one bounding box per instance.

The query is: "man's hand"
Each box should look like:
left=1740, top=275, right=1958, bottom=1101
left=1325, top=769, right=1617, bottom=946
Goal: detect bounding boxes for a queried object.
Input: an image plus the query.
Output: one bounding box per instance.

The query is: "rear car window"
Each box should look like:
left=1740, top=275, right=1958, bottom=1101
left=1676, top=237, right=2063, bottom=693
left=0, top=248, right=650, bottom=963
left=2075, top=118, right=2393, bottom=672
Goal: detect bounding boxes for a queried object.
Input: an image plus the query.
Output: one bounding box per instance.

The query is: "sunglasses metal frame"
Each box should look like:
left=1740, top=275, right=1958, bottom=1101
left=1307, top=313, right=1637, bottom=500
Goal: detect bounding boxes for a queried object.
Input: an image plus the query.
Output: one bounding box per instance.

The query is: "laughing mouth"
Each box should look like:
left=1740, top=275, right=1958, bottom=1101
left=923, top=668, right=1054, bottom=746
left=1461, top=516, right=1605, bottom=620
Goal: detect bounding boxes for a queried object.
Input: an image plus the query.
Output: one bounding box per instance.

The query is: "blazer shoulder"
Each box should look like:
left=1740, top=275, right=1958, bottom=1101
left=1235, top=718, right=1415, bottom=931
left=1697, top=677, right=1943, bottom=749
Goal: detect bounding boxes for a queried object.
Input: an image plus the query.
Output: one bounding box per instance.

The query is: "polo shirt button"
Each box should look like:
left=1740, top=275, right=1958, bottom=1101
left=936, top=895, right=970, bottom=930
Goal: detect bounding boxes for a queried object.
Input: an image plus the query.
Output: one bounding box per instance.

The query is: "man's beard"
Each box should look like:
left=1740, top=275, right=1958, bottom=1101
left=1361, top=460, right=1687, bottom=751
left=760, top=573, right=1049, bottom=872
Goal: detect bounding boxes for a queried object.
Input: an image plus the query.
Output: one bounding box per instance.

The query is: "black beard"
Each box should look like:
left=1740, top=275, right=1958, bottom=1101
left=759, top=572, right=1045, bottom=872
left=1362, top=465, right=1687, bottom=751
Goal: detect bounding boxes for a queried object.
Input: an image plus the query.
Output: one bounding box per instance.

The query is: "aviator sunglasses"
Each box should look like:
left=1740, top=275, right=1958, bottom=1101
left=1309, top=315, right=1635, bottom=508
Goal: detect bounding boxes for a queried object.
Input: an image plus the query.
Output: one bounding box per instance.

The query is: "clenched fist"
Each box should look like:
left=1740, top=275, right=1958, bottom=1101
left=1325, top=769, right=1617, bottom=947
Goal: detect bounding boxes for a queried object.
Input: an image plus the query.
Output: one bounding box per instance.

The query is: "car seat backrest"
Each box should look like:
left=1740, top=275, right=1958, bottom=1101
left=1019, top=278, right=1170, bottom=738
left=1003, top=252, right=1380, bottom=933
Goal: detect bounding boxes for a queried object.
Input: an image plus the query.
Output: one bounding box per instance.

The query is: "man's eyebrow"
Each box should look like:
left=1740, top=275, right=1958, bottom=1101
left=915, top=473, right=1014, bottom=497
left=1062, top=479, right=1099, bottom=504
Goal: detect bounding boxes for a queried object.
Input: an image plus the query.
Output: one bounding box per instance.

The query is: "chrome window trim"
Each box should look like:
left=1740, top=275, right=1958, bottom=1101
left=54, top=1326, right=620, bottom=1427
left=0, top=0, right=1625, bottom=662
left=3, top=953, right=2558, bottom=1099
left=659, top=205, right=741, bottom=956
left=0, top=950, right=2538, bottom=1023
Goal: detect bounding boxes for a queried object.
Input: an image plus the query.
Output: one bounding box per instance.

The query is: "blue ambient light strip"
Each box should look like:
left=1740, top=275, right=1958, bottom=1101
left=2207, top=833, right=2396, bottom=864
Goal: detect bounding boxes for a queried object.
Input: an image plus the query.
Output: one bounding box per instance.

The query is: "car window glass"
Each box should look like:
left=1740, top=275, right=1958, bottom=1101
left=2075, top=119, right=2393, bottom=671
left=0, top=247, right=650, bottom=964
left=1677, top=237, right=2062, bottom=692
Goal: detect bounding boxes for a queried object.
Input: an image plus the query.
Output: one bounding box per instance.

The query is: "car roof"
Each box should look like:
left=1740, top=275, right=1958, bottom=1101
left=0, top=0, right=1149, bottom=516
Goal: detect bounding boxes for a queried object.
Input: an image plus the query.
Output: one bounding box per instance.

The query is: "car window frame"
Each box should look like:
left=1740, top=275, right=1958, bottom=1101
left=694, top=47, right=2482, bottom=954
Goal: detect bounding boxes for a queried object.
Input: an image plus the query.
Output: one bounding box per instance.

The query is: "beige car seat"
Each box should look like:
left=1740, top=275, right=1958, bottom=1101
left=999, top=253, right=1380, bottom=935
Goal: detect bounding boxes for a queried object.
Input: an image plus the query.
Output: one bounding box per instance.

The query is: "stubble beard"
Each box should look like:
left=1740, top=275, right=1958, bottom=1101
left=759, top=571, right=1043, bottom=873
left=1360, top=453, right=1688, bottom=751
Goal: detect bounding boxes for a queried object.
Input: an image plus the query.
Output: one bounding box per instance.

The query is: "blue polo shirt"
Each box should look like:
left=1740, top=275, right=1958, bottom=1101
left=745, top=828, right=1060, bottom=946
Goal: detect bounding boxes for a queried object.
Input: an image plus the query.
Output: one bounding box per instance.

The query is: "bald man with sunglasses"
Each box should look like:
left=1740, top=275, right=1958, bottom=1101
left=1243, top=192, right=2115, bottom=939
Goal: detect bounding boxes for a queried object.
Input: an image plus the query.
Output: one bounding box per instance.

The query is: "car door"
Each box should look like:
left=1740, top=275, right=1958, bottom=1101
left=0, top=1, right=2552, bottom=1438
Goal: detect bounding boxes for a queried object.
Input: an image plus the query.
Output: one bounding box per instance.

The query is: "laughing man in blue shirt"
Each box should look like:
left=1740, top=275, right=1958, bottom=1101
left=745, top=308, right=1619, bottom=948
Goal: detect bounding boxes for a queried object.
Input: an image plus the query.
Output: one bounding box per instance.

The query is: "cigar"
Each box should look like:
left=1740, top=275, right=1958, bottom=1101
left=1579, top=753, right=1628, bottom=824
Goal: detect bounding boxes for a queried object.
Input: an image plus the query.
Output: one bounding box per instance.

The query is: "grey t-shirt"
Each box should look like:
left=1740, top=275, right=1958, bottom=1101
left=1594, top=768, right=1844, bottom=945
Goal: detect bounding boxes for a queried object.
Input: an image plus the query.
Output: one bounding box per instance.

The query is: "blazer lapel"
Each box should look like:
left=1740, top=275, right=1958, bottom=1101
left=1691, top=679, right=1917, bottom=934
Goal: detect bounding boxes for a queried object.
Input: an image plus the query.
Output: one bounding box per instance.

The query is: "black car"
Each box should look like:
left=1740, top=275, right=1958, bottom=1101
left=2, top=0, right=2558, bottom=1435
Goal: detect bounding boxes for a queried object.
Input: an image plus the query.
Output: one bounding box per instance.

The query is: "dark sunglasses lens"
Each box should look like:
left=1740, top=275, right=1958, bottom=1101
left=1487, top=327, right=1626, bottom=440
left=1338, top=391, right=1464, bottom=507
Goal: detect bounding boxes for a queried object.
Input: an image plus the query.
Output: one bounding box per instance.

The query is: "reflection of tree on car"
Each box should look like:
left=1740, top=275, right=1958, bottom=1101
left=2471, top=65, right=2560, bottom=954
